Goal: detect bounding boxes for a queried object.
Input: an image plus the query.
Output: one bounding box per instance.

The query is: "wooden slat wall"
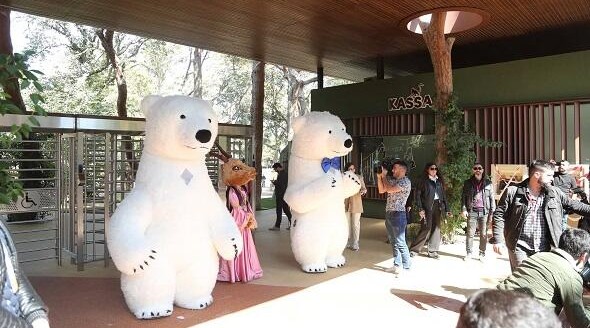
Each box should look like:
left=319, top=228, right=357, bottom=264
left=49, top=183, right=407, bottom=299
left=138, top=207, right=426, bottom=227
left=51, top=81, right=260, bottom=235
left=344, top=113, right=428, bottom=137
left=465, top=98, right=590, bottom=173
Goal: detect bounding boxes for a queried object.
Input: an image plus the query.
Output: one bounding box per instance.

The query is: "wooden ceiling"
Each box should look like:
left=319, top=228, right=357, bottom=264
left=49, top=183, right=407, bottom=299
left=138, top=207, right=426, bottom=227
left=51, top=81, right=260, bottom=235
left=2, top=0, right=590, bottom=81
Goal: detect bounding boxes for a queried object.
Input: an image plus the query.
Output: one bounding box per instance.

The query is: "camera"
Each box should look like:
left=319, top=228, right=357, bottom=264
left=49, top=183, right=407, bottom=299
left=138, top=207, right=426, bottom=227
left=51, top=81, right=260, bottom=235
left=373, top=158, right=394, bottom=174
left=579, top=260, right=590, bottom=288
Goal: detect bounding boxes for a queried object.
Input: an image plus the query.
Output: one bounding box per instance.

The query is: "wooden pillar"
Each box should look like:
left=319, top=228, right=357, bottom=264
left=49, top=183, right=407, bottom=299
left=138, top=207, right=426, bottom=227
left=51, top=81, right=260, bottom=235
left=317, top=66, right=324, bottom=89
left=376, top=56, right=384, bottom=80
left=250, top=61, right=265, bottom=209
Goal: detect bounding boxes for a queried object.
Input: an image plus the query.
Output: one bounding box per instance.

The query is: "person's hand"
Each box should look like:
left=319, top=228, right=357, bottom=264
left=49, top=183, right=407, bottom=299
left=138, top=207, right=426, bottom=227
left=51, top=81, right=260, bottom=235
left=406, top=206, right=412, bottom=212
left=493, top=243, right=506, bottom=255
left=462, top=211, right=468, bottom=219
left=419, top=210, right=425, bottom=220
left=380, top=166, right=388, bottom=177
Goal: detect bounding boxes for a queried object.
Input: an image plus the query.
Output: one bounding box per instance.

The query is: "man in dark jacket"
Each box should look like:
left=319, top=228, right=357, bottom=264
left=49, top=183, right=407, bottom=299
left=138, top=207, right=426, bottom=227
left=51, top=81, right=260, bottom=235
left=553, top=160, right=584, bottom=230
left=269, top=162, right=292, bottom=231
left=0, top=220, right=49, bottom=328
left=461, top=163, right=496, bottom=261
left=492, top=159, right=590, bottom=271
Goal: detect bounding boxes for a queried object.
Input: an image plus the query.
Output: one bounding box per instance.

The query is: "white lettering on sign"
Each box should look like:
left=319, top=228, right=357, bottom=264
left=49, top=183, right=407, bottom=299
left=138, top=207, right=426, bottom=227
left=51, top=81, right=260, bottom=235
left=387, top=83, right=433, bottom=111
left=15, top=190, right=41, bottom=211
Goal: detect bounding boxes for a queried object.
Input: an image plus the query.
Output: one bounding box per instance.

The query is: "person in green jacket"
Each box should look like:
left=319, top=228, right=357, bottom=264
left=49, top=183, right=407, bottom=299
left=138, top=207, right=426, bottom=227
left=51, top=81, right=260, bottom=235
left=497, top=228, right=590, bottom=328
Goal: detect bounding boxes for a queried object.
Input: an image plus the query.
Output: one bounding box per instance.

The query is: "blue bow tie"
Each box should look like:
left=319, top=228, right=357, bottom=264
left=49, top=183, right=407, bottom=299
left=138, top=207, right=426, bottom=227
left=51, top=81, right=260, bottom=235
left=321, top=157, right=341, bottom=173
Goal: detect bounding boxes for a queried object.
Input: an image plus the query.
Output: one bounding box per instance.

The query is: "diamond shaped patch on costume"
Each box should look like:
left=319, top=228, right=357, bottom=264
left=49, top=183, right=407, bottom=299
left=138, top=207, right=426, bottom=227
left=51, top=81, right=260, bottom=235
left=181, top=169, right=193, bottom=185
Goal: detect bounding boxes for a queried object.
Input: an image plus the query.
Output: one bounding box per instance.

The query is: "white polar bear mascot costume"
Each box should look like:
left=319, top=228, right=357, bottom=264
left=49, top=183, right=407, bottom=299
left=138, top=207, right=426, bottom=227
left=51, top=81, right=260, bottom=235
left=285, top=111, right=361, bottom=273
left=107, top=95, right=243, bottom=319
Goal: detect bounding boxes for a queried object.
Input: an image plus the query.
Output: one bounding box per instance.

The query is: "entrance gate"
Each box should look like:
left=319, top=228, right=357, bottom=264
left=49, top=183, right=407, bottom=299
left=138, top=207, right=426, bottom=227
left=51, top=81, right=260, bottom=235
left=0, top=114, right=252, bottom=270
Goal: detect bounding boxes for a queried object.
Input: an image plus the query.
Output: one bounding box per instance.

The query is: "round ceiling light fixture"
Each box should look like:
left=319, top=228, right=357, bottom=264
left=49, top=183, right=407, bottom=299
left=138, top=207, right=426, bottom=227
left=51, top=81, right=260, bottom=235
left=402, top=7, right=488, bottom=35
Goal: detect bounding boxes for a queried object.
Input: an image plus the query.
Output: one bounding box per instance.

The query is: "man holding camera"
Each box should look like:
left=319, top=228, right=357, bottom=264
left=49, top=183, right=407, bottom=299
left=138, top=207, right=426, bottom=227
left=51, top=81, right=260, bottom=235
left=497, top=228, right=590, bottom=328
left=377, top=160, right=412, bottom=275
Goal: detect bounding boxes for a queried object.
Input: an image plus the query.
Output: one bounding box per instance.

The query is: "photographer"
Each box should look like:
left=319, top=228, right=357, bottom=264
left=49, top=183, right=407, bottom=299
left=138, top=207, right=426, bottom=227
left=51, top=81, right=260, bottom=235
left=497, top=228, right=590, bottom=328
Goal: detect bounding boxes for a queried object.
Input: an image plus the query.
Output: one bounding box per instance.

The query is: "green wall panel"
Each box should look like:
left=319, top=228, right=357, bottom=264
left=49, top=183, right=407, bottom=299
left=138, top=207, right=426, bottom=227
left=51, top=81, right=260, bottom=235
left=312, top=50, right=590, bottom=118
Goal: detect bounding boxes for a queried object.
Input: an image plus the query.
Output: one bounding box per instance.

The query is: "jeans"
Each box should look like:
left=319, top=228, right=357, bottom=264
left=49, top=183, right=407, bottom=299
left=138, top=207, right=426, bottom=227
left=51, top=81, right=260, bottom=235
left=466, top=210, right=488, bottom=255
left=508, top=244, right=537, bottom=272
left=385, top=211, right=411, bottom=269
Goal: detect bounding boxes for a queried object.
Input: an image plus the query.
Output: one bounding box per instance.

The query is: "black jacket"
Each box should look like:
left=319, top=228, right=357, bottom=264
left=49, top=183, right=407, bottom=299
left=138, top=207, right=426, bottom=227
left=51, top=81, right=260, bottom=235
left=553, top=172, right=583, bottom=196
left=492, top=179, right=590, bottom=250
left=461, top=176, right=496, bottom=216
left=273, top=170, right=288, bottom=197
left=415, top=177, right=449, bottom=213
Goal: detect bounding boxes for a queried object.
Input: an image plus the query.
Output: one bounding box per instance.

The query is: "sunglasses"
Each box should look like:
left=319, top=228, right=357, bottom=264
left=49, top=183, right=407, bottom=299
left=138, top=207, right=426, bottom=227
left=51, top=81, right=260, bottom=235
left=429, top=167, right=438, bottom=171
left=473, top=167, right=483, bottom=171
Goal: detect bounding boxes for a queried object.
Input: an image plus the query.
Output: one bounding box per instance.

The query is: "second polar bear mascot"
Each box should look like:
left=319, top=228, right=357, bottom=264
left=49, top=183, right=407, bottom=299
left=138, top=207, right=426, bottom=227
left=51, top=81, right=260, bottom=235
left=285, top=111, right=361, bottom=273
left=107, top=95, right=243, bottom=319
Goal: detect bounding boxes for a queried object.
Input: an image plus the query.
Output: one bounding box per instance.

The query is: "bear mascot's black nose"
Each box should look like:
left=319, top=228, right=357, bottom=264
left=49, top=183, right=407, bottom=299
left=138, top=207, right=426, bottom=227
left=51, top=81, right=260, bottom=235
left=344, top=139, right=352, bottom=148
left=195, top=129, right=212, bottom=143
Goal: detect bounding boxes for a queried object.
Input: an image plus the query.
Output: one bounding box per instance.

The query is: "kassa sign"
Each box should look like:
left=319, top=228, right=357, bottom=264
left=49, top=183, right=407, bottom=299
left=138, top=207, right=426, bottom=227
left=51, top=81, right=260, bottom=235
left=387, top=83, right=433, bottom=111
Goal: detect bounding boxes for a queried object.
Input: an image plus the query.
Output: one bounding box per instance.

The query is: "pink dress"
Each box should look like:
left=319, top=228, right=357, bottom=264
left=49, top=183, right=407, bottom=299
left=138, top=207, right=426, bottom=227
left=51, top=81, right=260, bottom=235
left=217, top=186, right=263, bottom=283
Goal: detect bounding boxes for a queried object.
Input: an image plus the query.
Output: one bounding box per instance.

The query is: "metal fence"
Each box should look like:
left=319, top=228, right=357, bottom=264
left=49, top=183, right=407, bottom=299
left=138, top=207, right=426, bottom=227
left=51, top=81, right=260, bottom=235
left=0, top=114, right=252, bottom=270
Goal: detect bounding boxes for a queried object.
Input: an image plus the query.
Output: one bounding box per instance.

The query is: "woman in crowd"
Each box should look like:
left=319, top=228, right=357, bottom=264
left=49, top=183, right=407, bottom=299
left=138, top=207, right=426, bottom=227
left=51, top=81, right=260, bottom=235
left=344, top=162, right=367, bottom=251
left=409, top=162, right=451, bottom=259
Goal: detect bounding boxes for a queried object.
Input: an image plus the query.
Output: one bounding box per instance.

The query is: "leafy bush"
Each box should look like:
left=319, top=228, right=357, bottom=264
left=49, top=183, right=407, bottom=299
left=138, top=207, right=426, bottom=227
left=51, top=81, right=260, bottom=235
left=0, top=52, right=45, bottom=204
left=437, top=95, right=501, bottom=243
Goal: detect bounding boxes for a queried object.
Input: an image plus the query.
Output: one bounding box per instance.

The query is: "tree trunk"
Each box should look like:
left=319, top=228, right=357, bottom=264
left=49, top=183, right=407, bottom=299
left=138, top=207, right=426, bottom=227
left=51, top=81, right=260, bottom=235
left=250, top=61, right=265, bottom=209
left=96, top=29, right=128, bottom=118
left=0, top=8, right=44, bottom=221
left=0, top=8, right=25, bottom=112
left=192, top=48, right=206, bottom=98
left=96, top=29, right=136, bottom=182
left=421, top=12, right=455, bottom=165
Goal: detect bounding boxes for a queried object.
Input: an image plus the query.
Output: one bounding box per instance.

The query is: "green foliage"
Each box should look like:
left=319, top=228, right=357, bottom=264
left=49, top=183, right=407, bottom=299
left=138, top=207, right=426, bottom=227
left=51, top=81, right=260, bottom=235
left=0, top=52, right=46, bottom=204
left=0, top=52, right=46, bottom=139
left=438, top=95, right=501, bottom=242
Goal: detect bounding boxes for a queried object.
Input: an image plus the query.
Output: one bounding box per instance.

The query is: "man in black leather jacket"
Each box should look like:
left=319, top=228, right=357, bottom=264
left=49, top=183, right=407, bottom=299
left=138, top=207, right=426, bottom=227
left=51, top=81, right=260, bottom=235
left=0, top=220, right=49, bottom=328
left=492, top=160, right=590, bottom=271
left=461, top=163, right=496, bottom=261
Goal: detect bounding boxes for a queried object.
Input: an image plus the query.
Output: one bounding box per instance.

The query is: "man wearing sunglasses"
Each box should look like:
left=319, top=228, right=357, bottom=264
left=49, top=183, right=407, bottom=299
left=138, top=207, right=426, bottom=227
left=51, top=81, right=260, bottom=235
left=461, top=163, right=495, bottom=261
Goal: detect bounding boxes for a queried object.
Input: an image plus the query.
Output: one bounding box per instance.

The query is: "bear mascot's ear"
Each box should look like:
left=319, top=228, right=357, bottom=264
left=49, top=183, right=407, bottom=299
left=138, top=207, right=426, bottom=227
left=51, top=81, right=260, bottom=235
left=141, top=95, right=162, bottom=117
left=289, top=115, right=307, bottom=141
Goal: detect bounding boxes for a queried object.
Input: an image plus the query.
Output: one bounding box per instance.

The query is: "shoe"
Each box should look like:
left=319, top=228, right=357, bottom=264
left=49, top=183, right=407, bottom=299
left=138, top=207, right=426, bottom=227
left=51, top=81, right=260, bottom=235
left=268, top=227, right=280, bottom=231
left=286, top=226, right=291, bottom=230
left=463, top=253, right=472, bottom=261
left=351, top=246, right=359, bottom=251
left=428, top=252, right=439, bottom=259
left=385, top=266, right=401, bottom=275
left=479, top=253, right=486, bottom=262
left=410, top=251, right=417, bottom=257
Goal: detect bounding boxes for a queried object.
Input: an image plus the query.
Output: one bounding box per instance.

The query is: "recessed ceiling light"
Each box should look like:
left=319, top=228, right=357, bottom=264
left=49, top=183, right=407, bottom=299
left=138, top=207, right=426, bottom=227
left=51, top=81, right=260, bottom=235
left=403, top=8, right=487, bottom=35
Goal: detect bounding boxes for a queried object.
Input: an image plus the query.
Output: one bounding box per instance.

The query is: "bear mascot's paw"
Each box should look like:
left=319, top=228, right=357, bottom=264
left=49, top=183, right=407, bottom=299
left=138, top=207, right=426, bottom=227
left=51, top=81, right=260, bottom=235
left=326, top=255, right=346, bottom=268
left=215, top=236, right=241, bottom=261
left=176, top=294, right=213, bottom=310
left=124, top=248, right=158, bottom=276
left=134, top=305, right=173, bottom=320
left=302, top=263, right=328, bottom=273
